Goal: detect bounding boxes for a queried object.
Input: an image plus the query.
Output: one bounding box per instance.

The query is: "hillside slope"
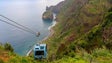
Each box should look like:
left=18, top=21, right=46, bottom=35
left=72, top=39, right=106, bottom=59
left=0, top=0, right=112, bottom=63
left=44, top=0, right=112, bottom=62
left=0, top=43, right=38, bottom=63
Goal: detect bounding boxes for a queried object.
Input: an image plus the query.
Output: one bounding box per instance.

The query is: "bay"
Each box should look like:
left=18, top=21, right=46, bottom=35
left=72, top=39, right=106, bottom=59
left=0, top=0, right=63, bottom=56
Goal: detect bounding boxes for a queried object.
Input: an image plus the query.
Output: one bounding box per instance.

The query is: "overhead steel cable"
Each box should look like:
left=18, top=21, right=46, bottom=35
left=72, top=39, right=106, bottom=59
left=0, top=15, right=37, bottom=35
left=0, top=19, right=36, bottom=35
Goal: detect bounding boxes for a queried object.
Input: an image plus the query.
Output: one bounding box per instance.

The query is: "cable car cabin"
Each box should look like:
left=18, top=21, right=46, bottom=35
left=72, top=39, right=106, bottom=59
left=36, top=32, right=40, bottom=37
left=34, top=44, right=47, bottom=59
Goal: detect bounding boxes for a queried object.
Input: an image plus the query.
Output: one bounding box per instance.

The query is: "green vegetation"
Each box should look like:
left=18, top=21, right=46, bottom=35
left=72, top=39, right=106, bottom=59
left=0, top=43, right=37, bottom=63
left=43, top=0, right=112, bottom=62
left=0, top=0, right=112, bottom=63
left=4, top=42, right=14, bottom=52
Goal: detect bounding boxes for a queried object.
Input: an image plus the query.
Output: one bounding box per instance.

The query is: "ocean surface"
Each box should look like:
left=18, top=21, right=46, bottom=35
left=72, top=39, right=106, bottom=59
left=0, top=0, right=63, bottom=56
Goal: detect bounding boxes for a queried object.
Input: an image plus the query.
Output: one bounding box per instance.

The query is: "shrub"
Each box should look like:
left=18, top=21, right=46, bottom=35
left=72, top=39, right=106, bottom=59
left=0, top=59, right=4, bottom=63
left=4, top=42, right=14, bottom=52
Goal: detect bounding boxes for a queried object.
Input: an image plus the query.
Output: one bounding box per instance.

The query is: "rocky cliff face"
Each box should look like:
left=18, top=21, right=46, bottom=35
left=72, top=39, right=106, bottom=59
left=42, top=1, right=65, bottom=21
left=44, top=0, right=112, bottom=62
left=46, top=0, right=89, bottom=14
left=46, top=1, right=65, bottom=14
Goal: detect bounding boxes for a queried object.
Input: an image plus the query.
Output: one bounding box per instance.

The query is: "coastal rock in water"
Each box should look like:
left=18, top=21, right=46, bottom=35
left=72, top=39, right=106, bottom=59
left=42, top=1, right=65, bottom=21
left=46, top=1, right=65, bottom=14
left=42, top=11, right=53, bottom=21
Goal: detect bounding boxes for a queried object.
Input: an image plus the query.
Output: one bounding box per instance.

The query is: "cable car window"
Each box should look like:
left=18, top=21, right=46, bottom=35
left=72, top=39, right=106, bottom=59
left=36, top=48, right=39, bottom=49
left=35, top=51, right=44, bottom=55
left=40, top=46, right=44, bottom=49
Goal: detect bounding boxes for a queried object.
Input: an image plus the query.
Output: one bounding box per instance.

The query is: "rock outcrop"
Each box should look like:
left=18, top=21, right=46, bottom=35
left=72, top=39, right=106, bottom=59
left=46, top=1, right=65, bottom=14
left=42, top=11, right=53, bottom=21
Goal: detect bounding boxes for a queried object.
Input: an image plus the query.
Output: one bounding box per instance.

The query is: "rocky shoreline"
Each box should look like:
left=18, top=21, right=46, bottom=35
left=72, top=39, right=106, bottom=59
left=26, top=20, right=57, bottom=56
left=26, top=0, right=64, bottom=57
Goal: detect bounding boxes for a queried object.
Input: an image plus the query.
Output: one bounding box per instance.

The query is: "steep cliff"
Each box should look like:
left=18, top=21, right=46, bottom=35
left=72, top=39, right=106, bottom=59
left=44, top=0, right=112, bottom=62
left=0, top=0, right=112, bottom=63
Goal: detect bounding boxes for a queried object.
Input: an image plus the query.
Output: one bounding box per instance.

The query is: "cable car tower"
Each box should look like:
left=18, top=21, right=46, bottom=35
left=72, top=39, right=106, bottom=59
left=0, top=14, right=40, bottom=37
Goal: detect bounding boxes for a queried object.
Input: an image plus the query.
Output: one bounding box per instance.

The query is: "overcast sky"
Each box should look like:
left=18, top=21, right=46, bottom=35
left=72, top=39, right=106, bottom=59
left=0, top=0, right=64, bottom=2
left=0, top=0, right=64, bottom=6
